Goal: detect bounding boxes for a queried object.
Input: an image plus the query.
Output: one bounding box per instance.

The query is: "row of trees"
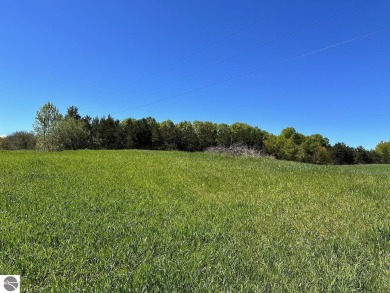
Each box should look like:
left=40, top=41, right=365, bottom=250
left=28, top=103, right=266, bottom=152
left=1, top=102, right=389, bottom=165
left=263, top=127, right=388, bottom=164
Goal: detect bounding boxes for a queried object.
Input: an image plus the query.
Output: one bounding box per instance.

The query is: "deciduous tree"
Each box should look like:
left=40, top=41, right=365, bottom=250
left=53, top=118, right=89, bottom=150
left=193, top=121, right=217, bottom=150
left=176, top=121, right=199, bottom=151
left=216, top=123, right=232, bottom=148
left=160, top=120, right=178, bottom=150
left=375, top=141, right=390, bottom=163
left=33, top=102, right=62, bottom=150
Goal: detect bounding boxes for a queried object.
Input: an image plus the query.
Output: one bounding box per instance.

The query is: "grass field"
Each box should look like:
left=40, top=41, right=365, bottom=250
left=0, top=150, right=389, bottom=292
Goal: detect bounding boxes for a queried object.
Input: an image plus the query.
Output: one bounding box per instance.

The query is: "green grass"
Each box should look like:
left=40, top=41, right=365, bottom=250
left=0, top=150, right=389, bottom=292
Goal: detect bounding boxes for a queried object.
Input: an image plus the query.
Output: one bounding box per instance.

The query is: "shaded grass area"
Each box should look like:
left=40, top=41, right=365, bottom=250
left=0, top=150, right=389, bottom=291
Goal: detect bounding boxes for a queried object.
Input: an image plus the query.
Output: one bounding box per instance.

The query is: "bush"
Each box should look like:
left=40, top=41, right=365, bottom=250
left=6, top=131, right=36, bottom=150
left=205, top=144, right=273, bottom=158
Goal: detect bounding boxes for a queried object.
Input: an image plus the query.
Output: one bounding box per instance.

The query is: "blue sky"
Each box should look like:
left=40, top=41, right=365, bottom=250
left=0, top=0, right=389, bottom=149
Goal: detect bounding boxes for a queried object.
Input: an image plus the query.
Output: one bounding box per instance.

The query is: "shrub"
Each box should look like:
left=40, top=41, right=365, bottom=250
left=205, top=144, right=273, bottom=158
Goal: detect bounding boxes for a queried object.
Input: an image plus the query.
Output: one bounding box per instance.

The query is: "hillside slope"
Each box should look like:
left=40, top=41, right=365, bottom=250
left=0, top=150, right=389, bottom=291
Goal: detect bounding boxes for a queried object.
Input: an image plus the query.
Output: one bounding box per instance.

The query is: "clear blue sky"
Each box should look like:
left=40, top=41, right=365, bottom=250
left=1, top=0, right=389, bottom=149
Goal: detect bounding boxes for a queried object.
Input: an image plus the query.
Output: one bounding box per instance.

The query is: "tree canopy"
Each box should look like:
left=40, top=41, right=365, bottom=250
left=2, top=102, right=389, bottom=165
left=33, top=102, right=62, bottom=150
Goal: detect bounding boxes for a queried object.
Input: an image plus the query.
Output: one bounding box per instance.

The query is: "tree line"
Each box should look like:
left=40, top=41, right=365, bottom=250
left=1, top=102, right=389, bottom=165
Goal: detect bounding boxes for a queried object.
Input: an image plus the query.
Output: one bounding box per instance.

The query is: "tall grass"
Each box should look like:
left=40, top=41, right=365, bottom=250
left=0, top=150, right=389, bottom=291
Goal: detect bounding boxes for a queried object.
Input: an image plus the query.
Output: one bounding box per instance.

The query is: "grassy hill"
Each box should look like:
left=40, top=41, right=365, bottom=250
left=0, top=150, right=389, bottom=291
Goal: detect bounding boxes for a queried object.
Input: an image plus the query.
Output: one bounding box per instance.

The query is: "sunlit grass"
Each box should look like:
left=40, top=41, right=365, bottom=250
left=0, top=150, right=389, bottom=291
